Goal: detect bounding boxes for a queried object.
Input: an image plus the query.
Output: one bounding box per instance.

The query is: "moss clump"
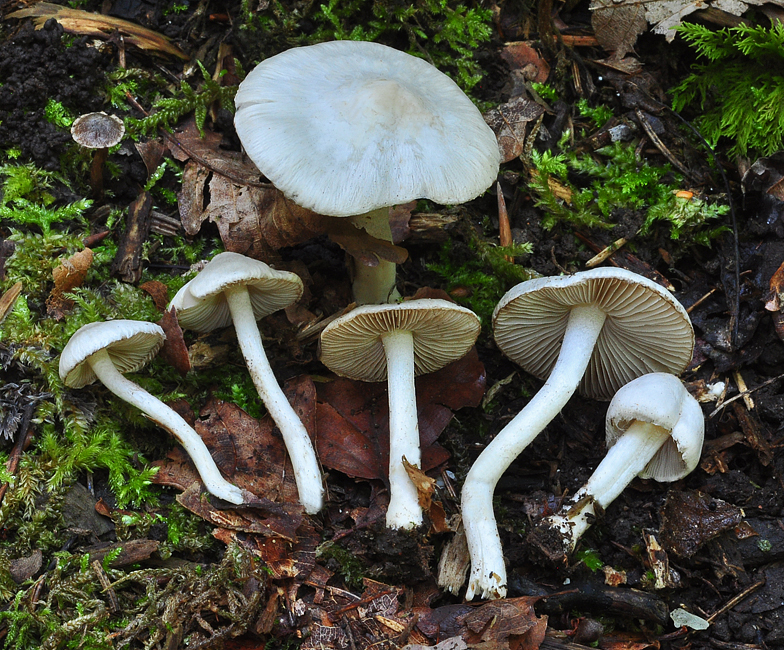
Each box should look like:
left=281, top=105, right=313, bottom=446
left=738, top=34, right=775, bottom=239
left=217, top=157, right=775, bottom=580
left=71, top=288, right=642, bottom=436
left=671, top=22, right=784, bottom=157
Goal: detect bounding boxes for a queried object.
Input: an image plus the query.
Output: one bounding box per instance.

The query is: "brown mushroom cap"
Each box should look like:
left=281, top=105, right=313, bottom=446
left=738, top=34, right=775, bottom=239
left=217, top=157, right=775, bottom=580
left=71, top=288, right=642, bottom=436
left=59, top=320, right=165, bottom=389
left=492, top=268, right=694, bottom=400
left=319, top=299, right=480, bottom=382
left=170, top=252, right=304, bottom=332
left=70, top=112, right=125, bottom=149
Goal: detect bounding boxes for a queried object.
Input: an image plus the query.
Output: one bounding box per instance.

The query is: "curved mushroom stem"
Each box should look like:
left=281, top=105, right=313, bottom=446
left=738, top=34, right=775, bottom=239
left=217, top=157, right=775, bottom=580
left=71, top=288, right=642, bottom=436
left=224, top=286, right=325, bottom=514
left=87, top=348, right=245, bottom=505
left=381, top=329, right=423, bottom=529
left=350, top=207, right=401, bottom=305
left=462, top=303, right=607, bottom=600
left=541, top=420, right=672, bottom=553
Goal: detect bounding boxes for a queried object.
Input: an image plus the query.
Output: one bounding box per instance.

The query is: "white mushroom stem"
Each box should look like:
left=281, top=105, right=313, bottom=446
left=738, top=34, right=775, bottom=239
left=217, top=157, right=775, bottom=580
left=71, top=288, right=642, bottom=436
left=381, top=329, right=423, bottom=529
left=462, top=303, right=607, bottom=600
left=224, top=286, right=324, bottom=514
left=543, top=421, right=672, bottom=551
left=349, top=207, right=401, bottom=305
left=87, top=348, right=245, bottom=505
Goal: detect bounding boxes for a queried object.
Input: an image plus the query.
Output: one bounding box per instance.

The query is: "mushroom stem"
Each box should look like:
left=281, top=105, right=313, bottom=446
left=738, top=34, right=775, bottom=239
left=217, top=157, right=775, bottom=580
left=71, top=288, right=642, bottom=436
left=86, top=348, right=245, bottom=505
left=381, top=328, right=422, bottom=529
left=224, top=285, right=324, bottom=514
left=349, top=208, right=401, bottom=305
left=462, top=303, right=607, bottom=600
left=90, top=148, right=108, bottom=198
left=544, top=420, right=672, bottom=551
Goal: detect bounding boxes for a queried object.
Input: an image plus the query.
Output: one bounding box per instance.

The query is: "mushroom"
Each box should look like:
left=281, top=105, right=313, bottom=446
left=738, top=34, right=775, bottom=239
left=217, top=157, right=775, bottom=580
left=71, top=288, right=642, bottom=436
left=530, top=372, right=704, bottom=558
left=319, top=299, right=480, bottom=529
left=59, top=320, right=246, bottom=505
left=461, top=267, right=694, bottom=600
left=70, top=112, right=125, bottom=199
left=234, top=40, right=500, bottom=305
left=169, top=252, right=324, bottom=514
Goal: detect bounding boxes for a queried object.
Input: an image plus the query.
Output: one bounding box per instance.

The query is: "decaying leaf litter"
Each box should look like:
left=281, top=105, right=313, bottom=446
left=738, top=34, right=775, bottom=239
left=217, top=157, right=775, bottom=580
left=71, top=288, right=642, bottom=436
left=0, top=0, right=784, bottom=648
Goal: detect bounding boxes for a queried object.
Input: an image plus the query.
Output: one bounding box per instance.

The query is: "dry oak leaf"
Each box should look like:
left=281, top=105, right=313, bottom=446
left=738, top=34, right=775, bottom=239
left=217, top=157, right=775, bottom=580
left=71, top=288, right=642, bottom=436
left=153, top=377, right=317, bottom=537
left=590, top=0, right=647, bottom=58
left=484, top=97, right=545, bottom=163
left=316, top=347, right=486, bottom=483
left=47, top=247, right=93, bottom=319
left=460, top=597, right=548, bottom=650
left=156, top=307, right=191, bottom=376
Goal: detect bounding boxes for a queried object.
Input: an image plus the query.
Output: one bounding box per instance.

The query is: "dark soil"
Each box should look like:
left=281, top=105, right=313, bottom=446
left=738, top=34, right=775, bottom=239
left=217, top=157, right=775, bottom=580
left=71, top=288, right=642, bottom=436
left=1, top=1, right=783, bottom=649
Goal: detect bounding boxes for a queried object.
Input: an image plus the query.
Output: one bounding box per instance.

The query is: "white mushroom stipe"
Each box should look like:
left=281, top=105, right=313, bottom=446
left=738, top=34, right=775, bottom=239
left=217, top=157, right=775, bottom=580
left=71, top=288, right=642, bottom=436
left=535, top=372, right=704, bottom=556
left=170, top=252, right=324, bottom=515
left=461, top=268, right=695, bottom=601
left=382, top=329, right=422, bottom=529
left=59, top=320, right=245, bottom=505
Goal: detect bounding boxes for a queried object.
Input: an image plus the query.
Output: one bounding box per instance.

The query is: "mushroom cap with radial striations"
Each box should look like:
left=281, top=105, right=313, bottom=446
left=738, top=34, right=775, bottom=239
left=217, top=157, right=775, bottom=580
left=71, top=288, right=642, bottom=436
left=170, top=252, right=304, bottom=332
left=59, top=320, right=165, bottom=390
left=70, top=112, right=125, bottom=149
left=606, top=372, right=704, bottom=482
left=319, top=299, right=481, bottom=382
left=234, top=41, right=501, bottom=217
left=492, top=267, right=694, bottom=401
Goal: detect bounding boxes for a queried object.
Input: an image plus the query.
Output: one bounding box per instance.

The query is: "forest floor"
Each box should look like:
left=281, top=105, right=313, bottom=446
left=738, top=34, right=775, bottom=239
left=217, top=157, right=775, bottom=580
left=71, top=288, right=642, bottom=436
left=0, top=1, right=782, bottom=649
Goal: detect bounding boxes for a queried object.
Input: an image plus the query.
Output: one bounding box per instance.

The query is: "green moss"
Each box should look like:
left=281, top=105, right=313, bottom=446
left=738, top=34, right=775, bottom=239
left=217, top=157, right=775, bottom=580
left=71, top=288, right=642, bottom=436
left=317, top=541, right=367, bottom=590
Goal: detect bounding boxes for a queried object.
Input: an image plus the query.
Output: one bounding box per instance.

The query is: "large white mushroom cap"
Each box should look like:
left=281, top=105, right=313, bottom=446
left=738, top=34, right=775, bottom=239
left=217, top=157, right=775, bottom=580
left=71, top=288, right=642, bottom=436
left=492, top=268, right=694, bottom=401
left=234, top=40, right=501, bottom=217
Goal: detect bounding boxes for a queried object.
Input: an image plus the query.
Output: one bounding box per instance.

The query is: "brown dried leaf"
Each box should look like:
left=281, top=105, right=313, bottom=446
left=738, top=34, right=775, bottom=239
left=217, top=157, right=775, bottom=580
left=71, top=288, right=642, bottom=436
left=484, top=97, right=545, bottom=163
left=403, top=458, right=437, bottom=510
left=178, top=161, right=212, bottom=235
left=135, top=140, right=166, bottom=180
left=500, top=42, right=550, bottom=84
left=460, top=597, right=542, bottom=643
left=315, top=348, right=486, bottom=483
left=9, top=549, right=42, bottom=584
left=157, top=308, right=191, bottom=376
left=590, top=0, right=647, bottom=58
left=140, top=280, right=169, bottom=311
left=47, top=248, right=93, bottom=319
left=0, top=281, right=22, bottom=327
left=325, top=217, right=409, bottom=267
left=8, top=3, right=188, bottom=59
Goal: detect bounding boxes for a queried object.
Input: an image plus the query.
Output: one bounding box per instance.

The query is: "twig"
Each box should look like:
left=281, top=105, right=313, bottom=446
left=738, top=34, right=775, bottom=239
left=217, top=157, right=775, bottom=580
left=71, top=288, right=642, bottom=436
left=635, top=108, right=694, bottom=180
left=709, top=373, right=784, bottom=417
left=707, top=578, right=766, bottom=623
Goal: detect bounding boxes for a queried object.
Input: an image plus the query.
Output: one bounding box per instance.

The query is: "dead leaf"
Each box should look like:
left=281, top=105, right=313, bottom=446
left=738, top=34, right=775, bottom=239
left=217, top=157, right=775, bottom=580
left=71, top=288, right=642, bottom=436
left=591, top=0, right=647, bottom=58
left=8, top=3, right=188, bottom=59
left=500, top=42, right=550, bottom=84
left=403, top=458, right=437, bottom=510
left=459, top=597, right=547, bottom=650
left=135, top=141, right=166, bottom=180
left=140, top=280, right=169, bottom=311
left=484, top=97, right=546, bottom=163
left=325, top=216, right=409, bottom=267
left=315, top=348, right=485, bottom=484
left=9, top=549, right=42, bottom=583
left=0, top=281, right=22, bottom=327
left=157, top=308, right=191, bottom=376
left=47, top=248, right=93, bottom=319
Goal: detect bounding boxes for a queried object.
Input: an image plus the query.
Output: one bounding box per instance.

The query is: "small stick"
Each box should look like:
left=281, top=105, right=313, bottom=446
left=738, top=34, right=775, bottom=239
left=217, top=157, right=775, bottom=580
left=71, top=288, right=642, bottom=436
left=707, top=578, right=765, bottom=623
left=709, top=373, right=784, bottom=417
left=686, top=287, right=718, bottom=314
left=497, top=182, right=513, bottom=262
left=635, top=108, right=694, bottom=180
left=585, top=237, right=628, bottom=268
left=733, top=370, right=755, bottom=410
left=92, top=560, right=120, bottom=613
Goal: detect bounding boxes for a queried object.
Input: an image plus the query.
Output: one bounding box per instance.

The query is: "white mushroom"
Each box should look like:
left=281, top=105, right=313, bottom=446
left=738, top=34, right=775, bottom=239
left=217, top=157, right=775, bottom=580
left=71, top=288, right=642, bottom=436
left=59, top=320, right=246, bottom=505
left=532, top=372, right=704, bottom=557
left=461, top=268, right=694, bottom=600
left=319, top=300, right=480, bottom=529
left=234, top=41, right=500, bottom=305
left=170, top=252, right=324, bottom=514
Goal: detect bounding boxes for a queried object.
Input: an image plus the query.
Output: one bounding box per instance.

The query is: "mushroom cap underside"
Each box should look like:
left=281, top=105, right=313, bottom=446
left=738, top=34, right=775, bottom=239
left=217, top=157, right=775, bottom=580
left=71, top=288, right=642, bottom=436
left=234, top=40, right=500, bottom=217
left=170, top=252, right=304, bottom=332
left=492, top=267, right=694, bottom=401
left=606, top=372, right=704, bottom=482
left=319, top=299, right=480, bottom=382
left=59, top=319, right=165, bottom=389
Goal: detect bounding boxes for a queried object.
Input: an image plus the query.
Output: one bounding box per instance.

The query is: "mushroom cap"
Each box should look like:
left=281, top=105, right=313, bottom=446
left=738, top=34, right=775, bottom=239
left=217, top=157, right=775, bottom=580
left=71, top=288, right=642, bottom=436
left=606, top=372, right=704, bottom=482
left=319, top=299, right=480, bottom=382
left=60, top=320, right=165, bottom=389
left=492, top=268, right=694, bottom=400
left=71, top=112, right=125, bottom=149
left=234, top=40, right=500, bottom=217
left=170, top=252, right=304, bottom=332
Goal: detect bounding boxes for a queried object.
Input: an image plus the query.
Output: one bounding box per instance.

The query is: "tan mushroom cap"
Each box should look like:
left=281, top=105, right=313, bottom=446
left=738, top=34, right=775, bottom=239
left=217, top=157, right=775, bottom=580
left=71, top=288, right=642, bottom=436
left=59, top=320, right=165, bottom=389
left=606, top=372, right=704, bottom=482
left=320, top=299, right=480, bottom=382
left=492, top=268, right=694, bottom=401
left=71, top=112, right=125, bottom=149
left=170, top=252, right=304, bottom=332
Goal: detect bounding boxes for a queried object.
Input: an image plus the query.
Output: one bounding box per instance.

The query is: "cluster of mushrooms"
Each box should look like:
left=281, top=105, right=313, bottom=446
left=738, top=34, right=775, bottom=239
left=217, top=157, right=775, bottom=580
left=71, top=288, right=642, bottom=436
left=58, top=41, right=704, bottom=601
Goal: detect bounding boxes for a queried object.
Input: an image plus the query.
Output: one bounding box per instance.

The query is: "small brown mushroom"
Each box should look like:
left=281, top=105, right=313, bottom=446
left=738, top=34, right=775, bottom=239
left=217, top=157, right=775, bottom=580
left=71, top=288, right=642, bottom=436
left=71, top=112, right=125, bottom=198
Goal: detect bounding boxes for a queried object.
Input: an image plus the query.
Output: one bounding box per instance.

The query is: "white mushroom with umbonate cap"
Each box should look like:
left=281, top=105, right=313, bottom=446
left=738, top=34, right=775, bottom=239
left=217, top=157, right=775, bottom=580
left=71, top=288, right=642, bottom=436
left=461, top=267, right=695, bottom=600
left=530, top=372, right=704, bottom=558
left=59, top=319, right=247, bottom=505
left=234, top=40, right=500, bottom=305
left=319, top=299, right=480, bottom=529
left=169, top=252, right=324, bottom=515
